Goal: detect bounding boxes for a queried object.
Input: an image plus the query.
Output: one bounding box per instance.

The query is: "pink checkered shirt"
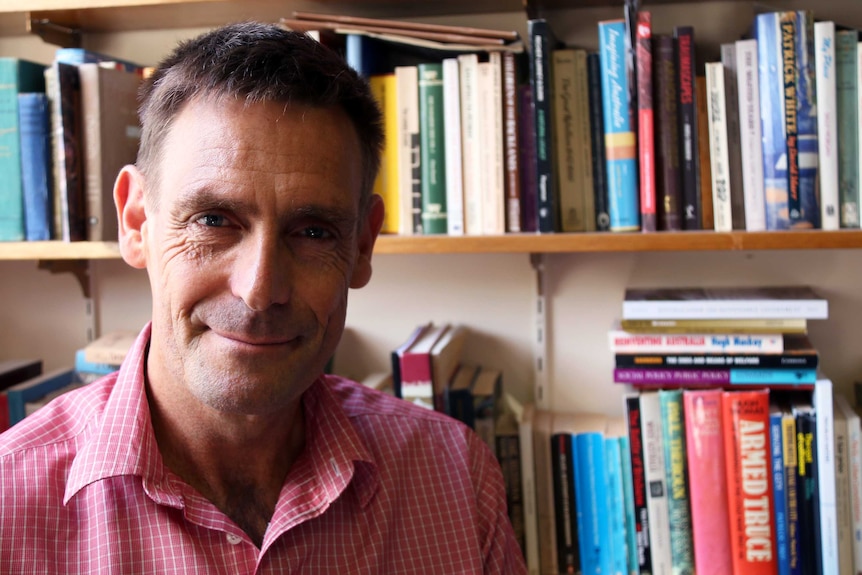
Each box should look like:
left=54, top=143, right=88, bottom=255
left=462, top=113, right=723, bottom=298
left=0, top=324, right=527, bottom=574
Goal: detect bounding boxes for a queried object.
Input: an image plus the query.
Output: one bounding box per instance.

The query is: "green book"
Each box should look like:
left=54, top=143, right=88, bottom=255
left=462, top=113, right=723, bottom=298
left=659, top=388, right=696, bottom=575
left=0, top=58, right=46, bottom=241
left=418, top=62, right=447, bottom=235
left=836, top=30, right=859, bottom=228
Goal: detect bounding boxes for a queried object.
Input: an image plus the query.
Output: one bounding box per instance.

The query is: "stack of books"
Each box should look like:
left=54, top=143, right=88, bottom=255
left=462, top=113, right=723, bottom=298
left=606, top=285, right=844, bottom=574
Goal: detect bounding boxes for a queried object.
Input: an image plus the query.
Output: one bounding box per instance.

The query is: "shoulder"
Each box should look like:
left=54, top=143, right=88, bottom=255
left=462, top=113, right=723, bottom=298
left=0, top=373, right=116, bottom=457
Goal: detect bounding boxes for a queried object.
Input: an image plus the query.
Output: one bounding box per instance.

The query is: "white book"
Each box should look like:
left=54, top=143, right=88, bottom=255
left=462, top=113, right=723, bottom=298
left=394, top=65, right=419, bottom=236
left=833, top=393, right=857, bottom=574
left=639, top=391, right=672, bottom=574
left=816, top=22, right=840, bottom=230
left=705, top=62, right=733, bottom=232
left=458, top=53, right=484, bottom=235
left=836, top=392, right=862, bottom=573
left=442, top=58, right=464, bottom=236
left=517, top=403, right=540, bottom=575
left=477, top=56, right=506, bottom=235
left=814, top=378, right=839, bottom=575
left=734, top=39, right=766, bottom=231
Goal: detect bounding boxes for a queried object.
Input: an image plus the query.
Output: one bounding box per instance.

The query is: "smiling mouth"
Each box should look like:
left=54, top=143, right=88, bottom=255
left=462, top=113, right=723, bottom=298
left=210, top=329, right=297, bottom=347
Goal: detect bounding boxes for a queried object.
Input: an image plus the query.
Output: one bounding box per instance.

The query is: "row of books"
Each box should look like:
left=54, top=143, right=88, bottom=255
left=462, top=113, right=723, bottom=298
left=0, top=48, right=145, bottom=243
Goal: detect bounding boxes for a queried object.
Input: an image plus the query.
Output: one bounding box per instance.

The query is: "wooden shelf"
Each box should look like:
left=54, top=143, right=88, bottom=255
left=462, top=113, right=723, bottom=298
left=2, top=231, right=861, bottom=260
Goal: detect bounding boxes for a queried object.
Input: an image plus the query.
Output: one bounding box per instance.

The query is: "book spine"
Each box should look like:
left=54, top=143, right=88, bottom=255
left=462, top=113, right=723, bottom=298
left=574, top=50, right=596, bottom=232
left=528, top=18, right=560, bottom=233
left=723, top=389, right=778, bottom=575
left=695, top=75, right=714, bottom=230
left=496, top=432, right=526, bottom=556
left=815, top=22, right=840, bottom=230
left=705, top=62, right=733, bottom=232
left=675, top=25, right=700, bottom=230
left=609, top=331, right=785, bottom=354
left=635, top=12, right=656, bottom=232
left=835, top=30, right=860, bottom=229
left=832, top=398, right=853, bottom=575
left=368, top=74, right=401, bottom=235
left=481, top=52, right=506, bottom=235
left=659, top=389, right=695, bottom=574
left=614, top=367, right=816, bottom=385
left=458, top=54, right=483, bottom=235
left=613, top=352, right=817, bottom=370
left=639, top=391, right=672, bottom=573
left=518, top=405, right=540, bottom=574
left=653, top=34, right=682, bottom=232
left=720, top=43, right=747, bottom=230
left=573, top=432, right=612, bottom=574
left=442, top=58, right=464, bottom=236
left=605, top=436, right=629, bottom=575
left=792, top=11, right=821, bottom=229
left=518, top=84, right=538, bottom=233
left=735, top=38, right=767, bottom=231
left=795, top=404, right=818, bottom=574
left=418, top=62, right=447, bottom=235
left=553, top=49, right=586, bottom=233
left=502, top=51, right=522, bottom=233
left=625, top=395, right=653, bottom=574
left=814, top=379, right=839, bottom=575
left=683, top=389, right=733, bottom=575
left=782, top=411, right=802, bottom=575
left=770, top=407, right=791, bottom=575
left=587, top=52, right=610, bottom=231
left=18, top=92, right=52, bottom=241
left=394, top=65, right=419, bottom=236
left=618, top=434, right=640, bottom=575
left=53, top=62, right=86, bottom=242
left=551, top=433, right=579, bottom=572
left=857, top=40, right=862, bottom=229
left=598, top=19, right=640, bottom=232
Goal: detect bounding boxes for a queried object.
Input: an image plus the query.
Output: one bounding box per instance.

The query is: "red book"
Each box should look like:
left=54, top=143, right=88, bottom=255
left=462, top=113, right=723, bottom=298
left=722, top=389, right=778, bottom=574
left=398, top=323, right=449, bottom=408
left=684, top=389, right=733, bottom=575
left=635, top=11, right=656, bottom=232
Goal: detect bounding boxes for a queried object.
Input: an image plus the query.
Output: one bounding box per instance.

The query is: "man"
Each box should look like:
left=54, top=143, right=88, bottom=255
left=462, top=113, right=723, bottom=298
left=0, top=22, right=527, bottom=574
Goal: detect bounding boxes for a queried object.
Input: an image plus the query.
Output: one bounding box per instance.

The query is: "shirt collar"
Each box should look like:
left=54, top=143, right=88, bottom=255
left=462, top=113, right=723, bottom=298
left=65, top=323, right=380, bottom=513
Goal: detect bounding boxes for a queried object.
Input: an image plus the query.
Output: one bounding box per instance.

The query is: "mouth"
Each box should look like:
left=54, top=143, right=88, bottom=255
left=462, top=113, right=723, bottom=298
left=209, top=328, right=297, bottom=347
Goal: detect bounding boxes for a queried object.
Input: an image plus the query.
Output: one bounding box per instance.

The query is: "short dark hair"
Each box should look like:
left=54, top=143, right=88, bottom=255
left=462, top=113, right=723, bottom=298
left=137, top=21, right=384, bottom=208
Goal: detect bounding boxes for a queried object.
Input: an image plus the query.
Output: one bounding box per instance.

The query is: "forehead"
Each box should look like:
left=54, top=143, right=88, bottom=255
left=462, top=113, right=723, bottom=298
left=157, top=97, right=364, bottom=208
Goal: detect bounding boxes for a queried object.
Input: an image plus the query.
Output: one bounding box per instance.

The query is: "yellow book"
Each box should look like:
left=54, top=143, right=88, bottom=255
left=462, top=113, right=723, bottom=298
left=368, top=73, right=399, bottom=234
left=619, top=318, right=808, bottom=334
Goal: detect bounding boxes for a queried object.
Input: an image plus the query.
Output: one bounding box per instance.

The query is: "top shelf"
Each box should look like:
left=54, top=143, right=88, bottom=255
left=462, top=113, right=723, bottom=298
left=2, top=230, right=862, bottom=260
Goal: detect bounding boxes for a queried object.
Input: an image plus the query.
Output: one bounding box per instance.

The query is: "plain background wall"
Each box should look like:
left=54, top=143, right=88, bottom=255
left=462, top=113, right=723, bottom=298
left=2, top=2, right=862, bottom=416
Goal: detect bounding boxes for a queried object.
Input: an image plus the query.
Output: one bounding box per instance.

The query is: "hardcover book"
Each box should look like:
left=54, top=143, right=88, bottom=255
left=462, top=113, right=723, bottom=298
left=735, top=38, right=766, bottom=232
left=814, top=21, right=840, bottom=230
left=394, top=65, right=420, bottom=235
left=624, top=394, right=652, bottom=574
left=635, top=12, right=656, bottom=233
left=835, top=30, right=860, bottom=229
left=18, top=92, right=53, bottom=241
left=502, top=51, right=523, bottom=234
left=417, top=62, right=447, bottom=234
left=653, top=34, right=682, bottom=232
left=458, top=53, right=483, bottom=235
left=639, top=391, right=672, bottom=574
left=658, top=389, right=695, bottom=573
left=397, top=322, right=449, bottom=408
left=442, top=57, right=464, bottom=235
left=813, top=378, right=839, bottom=575
left=675, top=26, right=700, bottom=230
left=719, top=43, right=746, bottom=230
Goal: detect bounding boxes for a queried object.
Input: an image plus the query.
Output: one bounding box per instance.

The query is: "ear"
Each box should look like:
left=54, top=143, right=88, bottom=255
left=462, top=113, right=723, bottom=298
left=114, top=164, right=148, bottom=269
left=350, top=194, right=385, bottom=289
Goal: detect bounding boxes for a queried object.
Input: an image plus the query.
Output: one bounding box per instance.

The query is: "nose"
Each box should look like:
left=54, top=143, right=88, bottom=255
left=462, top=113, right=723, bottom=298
left=232, top=232, right=291, bottom=311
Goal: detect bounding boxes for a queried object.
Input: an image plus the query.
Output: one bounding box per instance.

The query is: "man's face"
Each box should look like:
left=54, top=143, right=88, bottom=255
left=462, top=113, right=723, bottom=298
left=119, top=97, right=382, bottom=416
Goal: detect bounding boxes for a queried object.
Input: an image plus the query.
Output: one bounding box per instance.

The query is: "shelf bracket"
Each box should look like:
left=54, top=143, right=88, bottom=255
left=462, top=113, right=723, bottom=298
left=530, top=253, right=550, bottom=411
left=28, top=17, right=82, bottom=49
left=37, top=259, right=99, bottom=343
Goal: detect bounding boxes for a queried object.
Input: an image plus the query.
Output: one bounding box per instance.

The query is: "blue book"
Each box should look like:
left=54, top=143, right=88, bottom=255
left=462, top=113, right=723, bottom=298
left=0, top=58, right=46, bottom=241
left=605, top=436, right=628, bottom=575
left=659, top=389, right=695, bottom=574
left=598, top=19, right=640, bottom=232
left=791, top=11, right=821, bottom=229
left=573, top=431, right=612, bottom=575
left=729, top=368, right=817, bottom=385
left=770, top=404, right=791, bottom=575
left=18, top=93, right=52, bottom=241
left=5, top=367, right=75, bottom=426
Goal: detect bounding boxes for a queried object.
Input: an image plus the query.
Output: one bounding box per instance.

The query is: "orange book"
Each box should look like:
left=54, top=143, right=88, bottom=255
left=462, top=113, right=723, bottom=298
left=722, top=389, right=778, bottom=574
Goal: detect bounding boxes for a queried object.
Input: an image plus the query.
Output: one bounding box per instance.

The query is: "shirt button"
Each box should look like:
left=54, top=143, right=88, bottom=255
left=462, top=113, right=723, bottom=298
left=226, top=534, right=243, bottom=545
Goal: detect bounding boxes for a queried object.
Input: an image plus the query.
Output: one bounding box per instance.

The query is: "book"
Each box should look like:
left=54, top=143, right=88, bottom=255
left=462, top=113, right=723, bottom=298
left=722, top=388, right=778, bottom=575
left=613, top=418, right=639, bottom=575
left=720, top=43, right=746, bottom=231
left=813, top=378, right=838, bottom=575
left=814, top=22, right=840, bottom=230
left=586, top=51, right=610, bottom=231
left=705, top=61, right=732, bottom=232
left=639, top=391, right=672, bottom=574
left=3, top=367, right=75, bottom=428
left=445, top=363, right=479, bottom=426
left=836, top=29, right=860, bottom=229
left=458, top=53, right=482, bottom=235
left=502, top=51, right=523, bottom=234
left=78, top=63, right=142, bottom=242
left=835, top=393, right=862, bottom=573
left=517, top=403, right=540, bottom=573
left=622, top=285, right=828, bottom=321
left=73, top=348, right=120, bottom=384
left=609, top=329, right=785, bottom=354
left=528, top=18, right=562, bottom=233
left=471, top=366, right=502, bottom=454
left=550, top=431, right=579, bottom=573
left=831, top=393, right=854, bottom=575
left=624, top=394, right=652, bottom=575
left=653, top=34, right=682, bottom=232
left=658, top=389, right=695, bottom=573
left=442, top=57, right=464, bottom=236
left=394, top=65, right=420, bottom=235
left=573, top=427, right=614, bottom=574
left=0, top=58, right=46, bottom=241
left=675, top=26, right=700, bottom=230
left=429, top=324, right=468, bottom=413
left=619, top=318, right=808, bottom=335
left=0, top=359, right=43, bottom=391
left=613, top=367, right=816, bottom=386
left=397, top=322, right=449, bottom=408
left=793, top=398, right=818, bottom=574
left=83, top=330, right=137, bottom=365
left=478, top=52, right=506, bottom=236
left=417, top=62, right=447, bottom=235
left=735, top=38, right=766, bottom=232
left=368, top=73, right=400, bottom=234
left=390, top=322, right=431, bottom=400
left=683, top=389, right=733, bottom=575
left=769, top=403, right=791, bottom=575
left=18, top=92, right=53, bottom=241
left=518, top=84, right=538, bottom=233
left=695, top=75, right=714, bottom=230
left=53, top=47, right=143, bottom=73
left=604, top=418, right=630, bottom=575
left=598, top=19, right=640, bottom=232
left=495, top=400, right=525, bottom=554
left=635, top=12, right=656, bottom=233
left=780, top=403, right=801, bottom=573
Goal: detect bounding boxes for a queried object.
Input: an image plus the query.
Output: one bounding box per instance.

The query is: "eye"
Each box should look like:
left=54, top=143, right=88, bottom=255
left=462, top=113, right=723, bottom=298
left=302, top=226, right=332, bottom=240
left=197, top=214, right=229, bottom=227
